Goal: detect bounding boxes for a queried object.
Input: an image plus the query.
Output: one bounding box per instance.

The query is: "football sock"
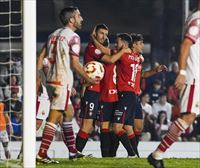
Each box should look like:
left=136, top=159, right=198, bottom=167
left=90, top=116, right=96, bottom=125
left=109, top=131, right=119, bottom=157
left=153, top=118, right=189, bottom=160
left=62, top=121, right=77, bottom=154
left=117, top=130, right=135, bottom=156
left=76, top=130, right=89, bottom=152
left=128, top=133, right=139, bottom=157
left=100, top=129, right=111, bottom=157
left=38, top=122, right=57, bottom=158
left=134, top=130, right=141, bottom=147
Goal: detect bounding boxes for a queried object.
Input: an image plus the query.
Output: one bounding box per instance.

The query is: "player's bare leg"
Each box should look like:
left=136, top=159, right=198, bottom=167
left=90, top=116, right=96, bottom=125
left=148, top=113, right=195, bottom=168
left=2, top=142, right=11, bottom=160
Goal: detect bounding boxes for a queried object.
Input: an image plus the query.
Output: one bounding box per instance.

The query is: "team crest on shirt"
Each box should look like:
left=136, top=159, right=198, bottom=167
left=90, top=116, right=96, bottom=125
left=95, top=49, right=102, bottom=55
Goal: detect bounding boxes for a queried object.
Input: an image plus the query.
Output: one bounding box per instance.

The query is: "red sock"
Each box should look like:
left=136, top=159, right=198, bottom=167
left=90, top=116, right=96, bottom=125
left=62, top=121, right=77, bottom=153
left=38, top=122, right=56, bottom=158
left=157, top=119, right=188, bottom=152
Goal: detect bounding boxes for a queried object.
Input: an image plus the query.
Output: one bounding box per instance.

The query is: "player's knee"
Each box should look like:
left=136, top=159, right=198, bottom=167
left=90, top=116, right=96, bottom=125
left=101, top=122, right=110, bottom=130
left=36, top=119, right=43, bottom=130
left=181, top=113, right=196, bottom=125
left=2, top=142, right=8, bottom=148
left=82, top=121, right=94, bottom=133
left=113, top=123, right=123, bottom=134
left=134, top=125, right=143, bottom=132
left=124, top=125, right=134, bottom=135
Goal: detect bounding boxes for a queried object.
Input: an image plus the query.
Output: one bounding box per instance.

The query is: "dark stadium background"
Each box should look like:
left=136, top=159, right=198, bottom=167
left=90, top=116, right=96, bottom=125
left=36, top=0, right=198, bottom=67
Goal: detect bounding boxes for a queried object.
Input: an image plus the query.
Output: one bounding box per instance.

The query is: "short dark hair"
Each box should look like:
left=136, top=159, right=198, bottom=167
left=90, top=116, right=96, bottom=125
left=59, top=6, right=78, bottom=26
left=95, top=24, right=109, bottom=32
left=131, top=33, right=144, bottom=43
left=117, top=33, right=132, bottom=48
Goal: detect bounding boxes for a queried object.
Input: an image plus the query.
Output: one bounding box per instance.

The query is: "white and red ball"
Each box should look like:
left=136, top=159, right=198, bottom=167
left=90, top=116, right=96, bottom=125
left=84, top=61, right=105, bottom=80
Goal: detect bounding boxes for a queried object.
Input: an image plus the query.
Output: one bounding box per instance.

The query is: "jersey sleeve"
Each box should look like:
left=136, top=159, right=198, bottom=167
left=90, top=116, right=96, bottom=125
left=185, top=18, right=200, bottom=43
left=69, top=35, right=81, bottom=57
left=89, top=45, right=104, bottom=61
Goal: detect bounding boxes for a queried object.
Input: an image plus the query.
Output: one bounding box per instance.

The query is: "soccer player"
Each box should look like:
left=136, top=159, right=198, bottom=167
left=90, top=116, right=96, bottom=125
left=95, top=38, right=119, bottom=157
left=76, top=24, right=130, bottom=153
left=147, top=2, right=200, bottom=168
left=0, top=102, right=13, bottom=159
left=112, top=33, right=137, bottom=157
left=129, top=33, right=167, bottom=157
left=36, top=47, right=84, bottom=161
left=36, top=7, right=97, bottom=164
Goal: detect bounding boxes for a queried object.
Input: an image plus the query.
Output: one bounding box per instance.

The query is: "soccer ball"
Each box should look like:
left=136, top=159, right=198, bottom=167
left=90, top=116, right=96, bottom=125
left=84, top=61, right=105, bottom=80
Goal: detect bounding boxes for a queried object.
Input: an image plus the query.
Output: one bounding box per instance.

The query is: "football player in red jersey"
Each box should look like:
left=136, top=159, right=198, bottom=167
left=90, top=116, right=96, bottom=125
left=113, top=33, right=138, bottom=157
left=76, top=24, right=130, bottom=153
left=129, top=33, right=167, bottom=157
left=93, top=38, right=119, bottom=157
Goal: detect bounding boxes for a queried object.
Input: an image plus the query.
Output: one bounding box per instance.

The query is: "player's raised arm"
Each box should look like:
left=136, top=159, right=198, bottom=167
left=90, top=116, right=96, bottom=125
left=91, top=25, right=111, bottom=55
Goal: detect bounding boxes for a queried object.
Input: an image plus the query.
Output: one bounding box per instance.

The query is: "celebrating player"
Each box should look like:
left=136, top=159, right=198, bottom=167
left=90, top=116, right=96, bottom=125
left=76, top=24, right=130, bottom=154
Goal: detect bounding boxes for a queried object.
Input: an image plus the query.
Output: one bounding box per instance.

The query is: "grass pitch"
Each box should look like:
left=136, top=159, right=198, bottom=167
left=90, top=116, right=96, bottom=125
left=0, top=158, right=200, bottom=168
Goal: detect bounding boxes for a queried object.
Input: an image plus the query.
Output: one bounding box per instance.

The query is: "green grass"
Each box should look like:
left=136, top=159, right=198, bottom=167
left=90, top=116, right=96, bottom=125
left=0, top=158, right=200, bottom=168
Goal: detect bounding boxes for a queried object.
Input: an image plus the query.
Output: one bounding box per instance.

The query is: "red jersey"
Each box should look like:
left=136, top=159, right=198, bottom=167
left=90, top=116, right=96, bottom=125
left=133, top=54, right=144, bottom=95
left=84, top=42, right=104, bottom=92
left=100, top=63, right=118, bottom=102
left=117, top=52, right=143, bottom=92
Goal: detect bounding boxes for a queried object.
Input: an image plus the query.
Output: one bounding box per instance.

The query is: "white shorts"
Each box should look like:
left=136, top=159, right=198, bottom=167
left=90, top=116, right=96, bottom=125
left=0, top=130, right=9, bottom=143
left=46, top=84, right=70, bottom=111
left=179, top=84, right=200, bottom=115
left=36, top=98, right=50, bottom=120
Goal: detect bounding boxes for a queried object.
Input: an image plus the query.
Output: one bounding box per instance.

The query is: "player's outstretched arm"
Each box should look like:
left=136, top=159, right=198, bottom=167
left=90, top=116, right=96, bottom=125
left=101, top=48, right=131, bottom=64
left=141, top=65, right=167, bottom=78
left=71, top=55, right=99, bottom=85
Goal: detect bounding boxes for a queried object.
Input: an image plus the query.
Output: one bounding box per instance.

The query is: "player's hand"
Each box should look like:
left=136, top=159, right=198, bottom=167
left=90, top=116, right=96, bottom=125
left=87, top=78, right=100, bottom=86
left=155, top=65, right=168, bottom=73
left=91, top=26, right=97, bottom=40
left=175, top=74, right=186, bottom=90
left=122, top=47, right=132, bottom=53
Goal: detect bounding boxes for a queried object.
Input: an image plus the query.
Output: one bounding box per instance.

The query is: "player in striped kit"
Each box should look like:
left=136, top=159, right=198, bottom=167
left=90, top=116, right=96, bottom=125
left=36, top=7, right=97, bottom=164
left=148, top=2, right=200, bottom=168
